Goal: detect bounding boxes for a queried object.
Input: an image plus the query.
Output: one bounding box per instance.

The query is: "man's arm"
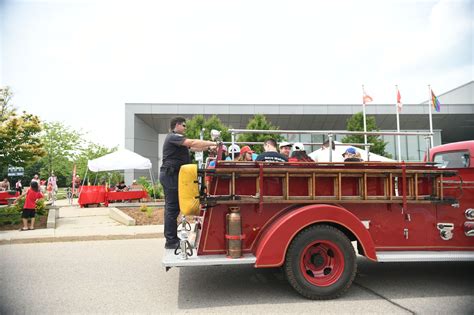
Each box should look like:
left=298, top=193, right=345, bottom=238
left=182, top=139, right=216, bottom=151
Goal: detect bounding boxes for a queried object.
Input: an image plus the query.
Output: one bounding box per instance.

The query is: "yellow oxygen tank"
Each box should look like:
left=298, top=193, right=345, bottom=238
left=178, top=164, right=200, bottom=215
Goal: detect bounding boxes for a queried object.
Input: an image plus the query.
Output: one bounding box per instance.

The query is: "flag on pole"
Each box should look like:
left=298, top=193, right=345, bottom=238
left=397, top=89, right=402, bottom=112
left=431, top=90, right=441, bottom=112
left=72, top=164, right=76, bottom=195
left=363, top=88, right=373, bottom=105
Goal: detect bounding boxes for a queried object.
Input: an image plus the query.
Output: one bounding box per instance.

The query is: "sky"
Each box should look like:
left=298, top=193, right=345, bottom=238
left=1, top=0, right=472, bottom=148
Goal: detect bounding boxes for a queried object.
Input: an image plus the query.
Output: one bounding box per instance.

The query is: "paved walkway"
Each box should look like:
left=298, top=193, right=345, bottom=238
left=0, top=199, right=164, bottom=245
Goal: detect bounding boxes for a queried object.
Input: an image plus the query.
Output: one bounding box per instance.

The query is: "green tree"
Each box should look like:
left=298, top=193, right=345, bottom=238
left=0, top=87, right=45, bottom=176
left=0, top=86, right=14, bottom=122
left=185, top=115, right=231, bottom=162
left=341, top=112, right=390, bottom=157
left=39, top=121, right=84, bottom=181
left=74, top=142, right=120, bottom=186
left=237, top=114, right=284, bottom=154
left=0, top=111, right=45, bottom=176
left=185, top=114, right=231, bottom=142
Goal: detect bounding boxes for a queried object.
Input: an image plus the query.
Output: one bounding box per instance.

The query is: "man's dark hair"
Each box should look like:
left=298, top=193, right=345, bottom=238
left=170, top=116, right=186, bottom=130
left=30, top=181, right=39, bottom=192
left=323, top=140, right=336, bottom=150
left=264, top=138, right=277, bottom=148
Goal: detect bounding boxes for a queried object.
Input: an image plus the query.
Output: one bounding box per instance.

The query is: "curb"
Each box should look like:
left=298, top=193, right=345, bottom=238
left=0, top=232, right=164, bottom=245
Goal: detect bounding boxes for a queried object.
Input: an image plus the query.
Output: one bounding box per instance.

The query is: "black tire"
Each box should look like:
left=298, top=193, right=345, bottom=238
left=284, top=224, right=357, bottom=300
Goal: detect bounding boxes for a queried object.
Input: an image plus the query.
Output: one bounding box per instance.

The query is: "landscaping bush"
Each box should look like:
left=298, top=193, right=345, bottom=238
left=137, top=177, right=164, bottom=199
left=0, top=197, right=46, bottom=226
left=0, top=206, right=22, bottom=225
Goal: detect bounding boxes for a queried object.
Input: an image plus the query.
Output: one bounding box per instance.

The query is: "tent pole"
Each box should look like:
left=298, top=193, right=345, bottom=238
left=78, top=169, right=88, bottom=201
left=149, top=168, right=157, bottom=200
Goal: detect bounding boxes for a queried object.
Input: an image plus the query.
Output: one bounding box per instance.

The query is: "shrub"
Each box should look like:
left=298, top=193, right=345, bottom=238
left=146, top=206, right=153, bottom=218
left=139, top=204, right=148, bottom=212
left=0, top=196, right=46, bottom=226
left=0, top=206, right=22, bottom=225
left=12, top=194, right=46, bottom=215
left=137, top=177, right=164, bottom=199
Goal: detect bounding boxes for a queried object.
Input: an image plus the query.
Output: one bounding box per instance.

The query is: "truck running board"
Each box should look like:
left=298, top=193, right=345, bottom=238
left=162, top=249, right=256, bottom=268
left=376, top=251, right=474, bottom=262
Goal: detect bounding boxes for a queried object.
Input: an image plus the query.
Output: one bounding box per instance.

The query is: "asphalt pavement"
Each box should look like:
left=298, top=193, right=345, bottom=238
left=1, top=239, right=472, bottom=314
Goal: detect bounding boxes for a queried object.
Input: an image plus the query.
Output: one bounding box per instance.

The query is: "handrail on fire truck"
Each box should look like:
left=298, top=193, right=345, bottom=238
left=204, top=129, right=455, bottom=212
left=227, top=129, right=434, bottom=162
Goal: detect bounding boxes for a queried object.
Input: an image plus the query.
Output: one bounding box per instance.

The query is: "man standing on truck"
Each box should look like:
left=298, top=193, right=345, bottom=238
left=256, top=138, right=288, bottom=162
left=160, top=116, right=217, bottom=249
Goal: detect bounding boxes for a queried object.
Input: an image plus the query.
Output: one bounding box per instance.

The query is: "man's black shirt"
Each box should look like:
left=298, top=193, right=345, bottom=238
left=162, top=132, right=190, bottom=170
left=255, top=151, right=288, bottom=162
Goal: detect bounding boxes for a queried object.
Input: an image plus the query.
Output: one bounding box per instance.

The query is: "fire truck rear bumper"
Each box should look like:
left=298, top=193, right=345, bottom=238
left=376, top=251, right=474, bottom=262
left=162, top=250, right=257, bottom=268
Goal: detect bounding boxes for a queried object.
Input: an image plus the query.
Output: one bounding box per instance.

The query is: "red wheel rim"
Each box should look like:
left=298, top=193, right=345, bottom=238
left=299, top=240, right=345, bottom=287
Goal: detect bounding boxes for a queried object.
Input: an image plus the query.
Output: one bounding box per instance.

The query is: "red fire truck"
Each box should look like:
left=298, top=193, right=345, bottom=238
left=163, top=130, right=474, bottom=300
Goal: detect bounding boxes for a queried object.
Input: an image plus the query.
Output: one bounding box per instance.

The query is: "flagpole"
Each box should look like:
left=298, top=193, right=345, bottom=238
left=428, top=85, right=434, bottom=148
left=362, top=85, right=368, bottom=151
left=396, top=85, right=401, bottom=162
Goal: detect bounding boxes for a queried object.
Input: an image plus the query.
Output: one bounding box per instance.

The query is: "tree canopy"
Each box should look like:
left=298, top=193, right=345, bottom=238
left=0, top=89, right=45, bottom=175
left=237, top=114, right=284, bottom=154
left=341, top=112, right=390, bottom=157
left=185, top=114, right=231, bottom=142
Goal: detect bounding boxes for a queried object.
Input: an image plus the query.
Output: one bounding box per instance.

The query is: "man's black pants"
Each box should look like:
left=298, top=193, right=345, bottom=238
left=159, top=170, right=180, bottom=245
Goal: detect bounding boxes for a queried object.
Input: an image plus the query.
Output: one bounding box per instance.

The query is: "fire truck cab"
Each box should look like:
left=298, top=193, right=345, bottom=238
left=162, top=131, right=474, bottom=300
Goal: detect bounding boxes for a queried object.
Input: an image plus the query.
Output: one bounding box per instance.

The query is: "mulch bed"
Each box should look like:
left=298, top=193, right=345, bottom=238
left=120, top=207, right=164, bottom=225
left=0, top=212, right=48, bottom=231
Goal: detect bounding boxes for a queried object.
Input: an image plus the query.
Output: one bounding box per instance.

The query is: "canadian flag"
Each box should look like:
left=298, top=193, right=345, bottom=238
left=363, top=90, right=373, bottom=105
left=397, top=89, right=403, bottom=113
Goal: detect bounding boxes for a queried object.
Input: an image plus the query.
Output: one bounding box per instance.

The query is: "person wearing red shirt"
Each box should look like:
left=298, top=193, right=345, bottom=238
left=20, top=181, right=43, bottom=231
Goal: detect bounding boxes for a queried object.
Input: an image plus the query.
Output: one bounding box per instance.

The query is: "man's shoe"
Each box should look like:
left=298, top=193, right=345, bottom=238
left=165, top=241, right=179, bottom=249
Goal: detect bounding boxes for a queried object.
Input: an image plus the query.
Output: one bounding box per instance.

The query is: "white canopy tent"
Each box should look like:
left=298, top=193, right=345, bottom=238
left=83, top=149, right=156, bottom=198
left=87, top=149, right=152, bottom=172
left=309, top=141, right=395, bottom=162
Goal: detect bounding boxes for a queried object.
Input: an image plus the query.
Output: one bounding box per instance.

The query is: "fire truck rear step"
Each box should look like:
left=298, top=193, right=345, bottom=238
left=376, top=251, right=474, bottom=262
left=162, top=250, right=256, bottom=268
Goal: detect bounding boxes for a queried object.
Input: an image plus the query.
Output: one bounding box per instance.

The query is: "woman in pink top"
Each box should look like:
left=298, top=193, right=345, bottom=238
left=20, top=181, right=43, bottom=231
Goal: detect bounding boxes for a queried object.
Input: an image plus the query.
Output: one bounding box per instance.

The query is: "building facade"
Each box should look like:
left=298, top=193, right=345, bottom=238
left=125, top=81, right=474, bottom=182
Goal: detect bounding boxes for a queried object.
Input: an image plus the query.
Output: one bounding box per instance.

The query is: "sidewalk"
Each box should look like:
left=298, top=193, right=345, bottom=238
left=0, top=200, right=164, bottom=245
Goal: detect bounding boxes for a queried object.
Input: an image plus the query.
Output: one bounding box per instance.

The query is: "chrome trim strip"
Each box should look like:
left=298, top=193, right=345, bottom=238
left=376, top=251, right=474, bottom=262
left=162, top=250, right=256, bottom=267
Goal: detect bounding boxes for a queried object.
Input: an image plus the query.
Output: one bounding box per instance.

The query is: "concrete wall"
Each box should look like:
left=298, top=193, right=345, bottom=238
left=125, top=109, right=159, bottom=184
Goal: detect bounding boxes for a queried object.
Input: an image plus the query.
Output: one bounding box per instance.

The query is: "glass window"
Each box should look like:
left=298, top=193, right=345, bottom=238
left=433, top=151, right=470, bottom=168
left=384, top=135, right=396, bottom=160
left=406, top=135, right=419, bottom=161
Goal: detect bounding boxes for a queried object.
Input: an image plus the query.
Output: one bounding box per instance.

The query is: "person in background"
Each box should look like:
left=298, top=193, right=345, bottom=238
left=289, top=143, right=314, bottom=162
left=47, top=172, right=58, bottom=195
left=160, top=116, right=217, bottom=249
left=278, top=142, right=292, bottom=159
left=39, top=179, right=47, bottom=194
left=226, top=144, right=240, bottom=160
left=0, top=178, right=10, bottom=191
left=256, top=139, right=288, bottom=162
left=310, top=140, right=344, bottom=162
left=115, top=181, right=128, bottom=192
left=31, top=174, right=40, bottom=184
left=209, top=144, right=227, bottom=166
left=343, top=147, right=363, bottom=162
left=15, top=179, right=23, bottom=195
left=20, top=181, right=43, bottom=231
left=237, top=145, right=255, bottom=161
left=130, top=179, right=143, bottom=191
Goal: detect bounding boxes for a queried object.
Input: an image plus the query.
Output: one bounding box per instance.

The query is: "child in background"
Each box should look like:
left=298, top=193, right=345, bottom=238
left=20, top=181, right=43, bottom=231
